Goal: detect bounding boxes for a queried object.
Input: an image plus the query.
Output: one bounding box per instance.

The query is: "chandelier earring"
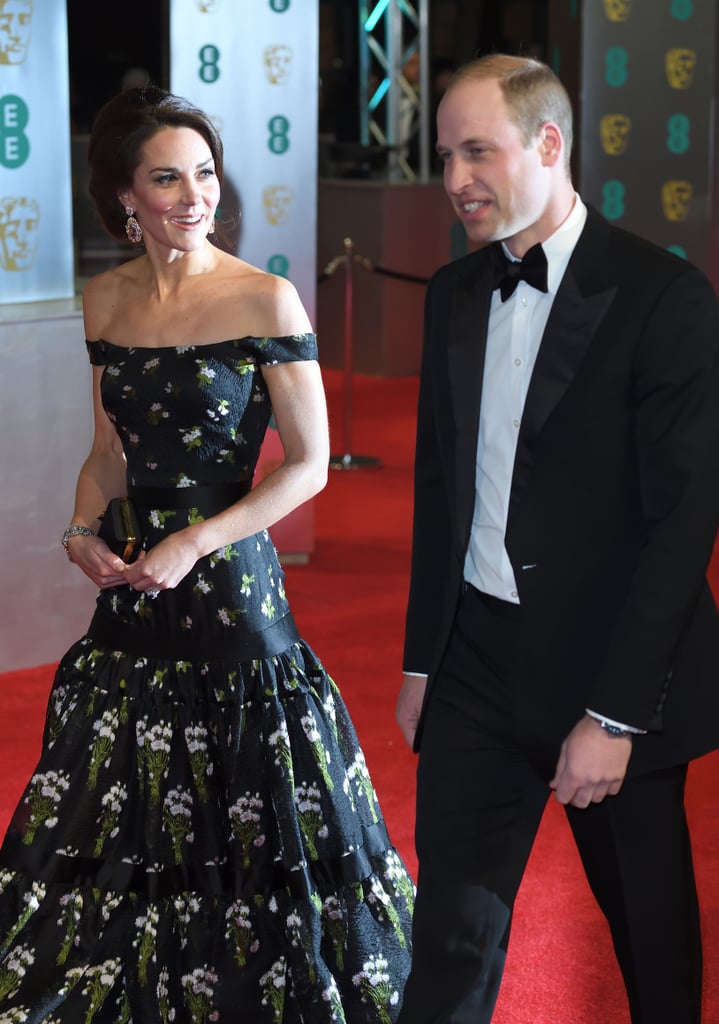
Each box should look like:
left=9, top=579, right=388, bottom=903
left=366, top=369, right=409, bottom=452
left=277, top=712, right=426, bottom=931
left=124, top=206, right=143, bottom=244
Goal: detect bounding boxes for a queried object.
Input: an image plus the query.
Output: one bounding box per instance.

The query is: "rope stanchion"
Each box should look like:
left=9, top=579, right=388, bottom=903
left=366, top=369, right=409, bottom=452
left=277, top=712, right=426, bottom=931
left=317, top=239, right=429, bottom=472
left=328, top=238, right=381, bottom=471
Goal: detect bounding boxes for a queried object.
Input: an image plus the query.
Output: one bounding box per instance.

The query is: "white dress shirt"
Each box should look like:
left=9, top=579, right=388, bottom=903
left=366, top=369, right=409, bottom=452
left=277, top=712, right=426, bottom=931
left=463, top=196, right=587, bottom=603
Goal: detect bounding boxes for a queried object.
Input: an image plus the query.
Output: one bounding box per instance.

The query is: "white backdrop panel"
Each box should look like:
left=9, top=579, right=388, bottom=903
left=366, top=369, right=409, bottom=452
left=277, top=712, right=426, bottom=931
left=169, top=0, right=318, bottom=323
left=0, top=1, right=73, bottom=303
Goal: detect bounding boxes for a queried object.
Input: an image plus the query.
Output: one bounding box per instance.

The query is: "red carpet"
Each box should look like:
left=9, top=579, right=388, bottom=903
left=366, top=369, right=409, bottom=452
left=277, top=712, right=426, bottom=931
left=1, top=368, right=718, bottom=1022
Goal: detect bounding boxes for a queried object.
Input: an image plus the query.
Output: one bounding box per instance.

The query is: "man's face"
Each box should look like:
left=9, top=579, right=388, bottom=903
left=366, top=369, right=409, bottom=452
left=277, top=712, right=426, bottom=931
left=403, top=51, right=420, bottom=88
left=0, top=0, right=32, bottom=66
left=436, top=77, right=555, bottom=257
left=0, top=197, right=39, bottom=270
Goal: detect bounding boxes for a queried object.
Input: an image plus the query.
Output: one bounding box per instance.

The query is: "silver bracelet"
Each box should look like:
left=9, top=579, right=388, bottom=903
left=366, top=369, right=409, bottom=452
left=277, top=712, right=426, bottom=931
left=61, top=524, right=94, bottom=561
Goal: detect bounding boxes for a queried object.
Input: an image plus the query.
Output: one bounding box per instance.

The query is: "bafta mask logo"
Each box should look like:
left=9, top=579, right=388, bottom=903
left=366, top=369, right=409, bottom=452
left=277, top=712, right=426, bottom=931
left=264, top=45, right=292, bottom=86
left=0, top=0, right=33, bottom=65
left=602, top=0, right=631, bottom=21
left=600, top=114, right=632, bottom=156
left=0, top=195, right=39, bottom=270
left=665, top=48, right=697, bottom=89
left=661, top=180, right=692, bottom=222
left=196, top=0, right=217, bottom=11
left=262, top=185, right=293, bottom=226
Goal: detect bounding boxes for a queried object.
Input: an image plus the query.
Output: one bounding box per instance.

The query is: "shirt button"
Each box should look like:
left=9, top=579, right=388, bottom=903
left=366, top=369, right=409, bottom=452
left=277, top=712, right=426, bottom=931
left=511, top=590, right=518, bottom=599
left=513, top=419, right=520, bottom=428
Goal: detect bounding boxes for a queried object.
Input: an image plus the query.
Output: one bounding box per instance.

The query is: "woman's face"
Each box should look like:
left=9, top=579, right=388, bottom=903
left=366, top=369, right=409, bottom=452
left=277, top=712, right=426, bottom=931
left=121, top=125, right=220, bottom=253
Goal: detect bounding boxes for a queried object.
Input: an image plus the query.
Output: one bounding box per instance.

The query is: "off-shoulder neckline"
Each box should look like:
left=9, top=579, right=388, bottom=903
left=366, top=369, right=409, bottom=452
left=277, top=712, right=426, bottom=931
left=86, top=334, right=316, bottom=352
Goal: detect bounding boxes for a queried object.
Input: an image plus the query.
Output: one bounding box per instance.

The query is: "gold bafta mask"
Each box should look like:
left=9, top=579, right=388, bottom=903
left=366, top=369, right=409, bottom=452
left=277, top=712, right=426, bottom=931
left=602, top=0, right=631, bottom=21
left=262, top=185, right=293, bottom=226
left=197, top=0, right=217, bottom=11
left=0, top=195, right=39, bottom=270
left=600, top=114, right=631, bottom=156
left=665, top=48, right=697, bottom=89
left=264, top=45, right=292, bottom=86
left=0, top=0, right=33, bottom=66
left=661, top=181, right=692, bottom=222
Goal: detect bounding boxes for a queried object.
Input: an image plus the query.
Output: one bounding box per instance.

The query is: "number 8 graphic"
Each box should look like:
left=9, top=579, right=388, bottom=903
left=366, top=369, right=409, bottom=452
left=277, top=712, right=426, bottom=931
left=268, top=116, right=290, bottom=154
left=199, top=45, right=220, bottom=84
left=666, top=114, right=690, bottom=155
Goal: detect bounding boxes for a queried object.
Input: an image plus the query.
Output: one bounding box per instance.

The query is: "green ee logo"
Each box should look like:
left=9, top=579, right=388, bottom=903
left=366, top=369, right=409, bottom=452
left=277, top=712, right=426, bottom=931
left=601, top=180, right=625, bottom=221
left=268, top=115, right=290, bottom=154
left=268, top=254, right=290, bottom=278
left=604, top=47, right=628, bottom=87
left=269, top=0, right=291, bottom=10
left=666, top=114, right=690, bottom=154
left=671, top=0, right=693, bottom=20
left=199, top=44, right=220, bottom=84
left=0, top=94, right=30, bottom=169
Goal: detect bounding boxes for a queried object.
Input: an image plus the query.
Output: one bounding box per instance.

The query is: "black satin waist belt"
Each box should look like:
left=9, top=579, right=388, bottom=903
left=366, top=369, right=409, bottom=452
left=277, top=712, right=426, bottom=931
left=87, top=606, right=300, bottom=662
left=127, top=479, right=251, bottom=512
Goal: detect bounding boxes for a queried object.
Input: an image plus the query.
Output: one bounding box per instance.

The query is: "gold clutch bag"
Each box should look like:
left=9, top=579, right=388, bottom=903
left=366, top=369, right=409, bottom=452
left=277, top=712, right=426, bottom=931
left=98, top=497, right=143, bottom=563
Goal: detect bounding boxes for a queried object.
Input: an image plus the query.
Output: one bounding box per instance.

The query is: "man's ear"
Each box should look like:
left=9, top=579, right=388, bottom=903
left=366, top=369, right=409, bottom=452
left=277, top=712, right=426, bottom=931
left=539, top=122, right=563, bottom=167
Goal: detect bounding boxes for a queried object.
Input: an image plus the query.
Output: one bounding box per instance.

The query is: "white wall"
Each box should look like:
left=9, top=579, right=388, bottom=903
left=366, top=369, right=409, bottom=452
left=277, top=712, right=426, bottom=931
left=0, top=302, right=96, bottom=671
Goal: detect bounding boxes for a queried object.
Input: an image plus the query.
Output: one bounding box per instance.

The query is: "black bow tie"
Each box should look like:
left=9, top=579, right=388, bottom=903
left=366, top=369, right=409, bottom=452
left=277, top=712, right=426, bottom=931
left=490, top=242, right=548, bottom=301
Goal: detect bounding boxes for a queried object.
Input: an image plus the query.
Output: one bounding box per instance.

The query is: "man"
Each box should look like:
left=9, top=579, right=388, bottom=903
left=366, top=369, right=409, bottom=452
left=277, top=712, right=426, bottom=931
left=398, top=49, right=421, bottom=171
left=396, top=54, right=719, bottom=1024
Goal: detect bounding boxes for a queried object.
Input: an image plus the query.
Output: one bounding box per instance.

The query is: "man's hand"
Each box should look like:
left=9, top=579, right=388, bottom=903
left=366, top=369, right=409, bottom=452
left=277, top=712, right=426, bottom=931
left=549, top=715, right=633, bottom=809
left=395, top=674, right=428, bottom=749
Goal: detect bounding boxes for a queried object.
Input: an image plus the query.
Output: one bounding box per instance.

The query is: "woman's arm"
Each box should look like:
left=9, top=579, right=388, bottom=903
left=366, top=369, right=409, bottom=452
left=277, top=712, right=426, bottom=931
left=121, top=275, right=330, bottom=595
left=63, top=365, right=134, bottom=586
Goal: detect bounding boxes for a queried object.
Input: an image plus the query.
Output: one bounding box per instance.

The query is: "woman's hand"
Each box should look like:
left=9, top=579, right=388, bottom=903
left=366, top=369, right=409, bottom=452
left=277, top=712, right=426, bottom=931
left=69, top=529, right=202, bottom=598
left=121, top=530, right=203, bottom=597
left=65, top=533, right=131, bottom=589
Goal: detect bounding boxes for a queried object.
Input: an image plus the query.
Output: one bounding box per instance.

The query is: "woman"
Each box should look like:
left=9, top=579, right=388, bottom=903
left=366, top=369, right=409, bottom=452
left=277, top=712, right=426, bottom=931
left=0, top=86, right=413, bottom=1022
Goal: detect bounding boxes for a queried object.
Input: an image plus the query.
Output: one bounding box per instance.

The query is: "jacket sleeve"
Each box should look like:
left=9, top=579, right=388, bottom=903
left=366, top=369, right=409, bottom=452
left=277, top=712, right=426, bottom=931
left=589, top=265, right=719, bottom=728
left=402, top=274, right=457, bottom=675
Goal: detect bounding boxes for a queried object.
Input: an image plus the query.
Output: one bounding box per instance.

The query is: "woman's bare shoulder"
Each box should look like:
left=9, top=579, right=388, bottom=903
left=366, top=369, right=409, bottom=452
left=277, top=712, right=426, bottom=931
left=82, top=259, right=146, bottom=337
left=217, top=257, right=312, bottom=337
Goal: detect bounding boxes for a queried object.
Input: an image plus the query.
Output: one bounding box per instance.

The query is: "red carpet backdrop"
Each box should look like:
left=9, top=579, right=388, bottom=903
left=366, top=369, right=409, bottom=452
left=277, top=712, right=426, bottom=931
left=1, top=369, right=717, bottom=1022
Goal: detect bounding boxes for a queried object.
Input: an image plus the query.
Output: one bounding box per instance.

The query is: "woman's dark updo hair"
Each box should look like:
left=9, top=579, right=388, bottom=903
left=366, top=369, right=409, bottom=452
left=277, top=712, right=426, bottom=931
left=87, top=85, right=224, bottom=240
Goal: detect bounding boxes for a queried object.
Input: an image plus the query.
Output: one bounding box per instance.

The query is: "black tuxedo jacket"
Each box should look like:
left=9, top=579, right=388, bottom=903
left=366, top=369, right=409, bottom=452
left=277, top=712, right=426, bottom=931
left=403, top=205, right=719, bottom=775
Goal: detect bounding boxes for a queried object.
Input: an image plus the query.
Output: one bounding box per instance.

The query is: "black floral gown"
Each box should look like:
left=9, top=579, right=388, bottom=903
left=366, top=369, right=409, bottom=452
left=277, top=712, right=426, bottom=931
left=0, top=334, right=414, bottom=1023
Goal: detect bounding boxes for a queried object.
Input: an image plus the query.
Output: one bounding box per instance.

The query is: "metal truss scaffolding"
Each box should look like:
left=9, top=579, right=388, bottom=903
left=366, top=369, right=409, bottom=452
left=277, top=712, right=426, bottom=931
left=358, top=0, right=430, bottom=182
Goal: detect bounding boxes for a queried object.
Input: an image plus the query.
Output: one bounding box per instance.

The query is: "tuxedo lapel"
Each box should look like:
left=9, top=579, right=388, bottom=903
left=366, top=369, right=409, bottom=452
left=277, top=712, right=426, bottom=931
left=510, top=212, right=618, bottom=515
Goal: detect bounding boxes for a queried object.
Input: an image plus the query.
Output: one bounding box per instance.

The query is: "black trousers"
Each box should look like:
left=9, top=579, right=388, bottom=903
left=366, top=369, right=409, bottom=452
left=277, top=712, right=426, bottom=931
left=397, top=585, right=702, bottom=1024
